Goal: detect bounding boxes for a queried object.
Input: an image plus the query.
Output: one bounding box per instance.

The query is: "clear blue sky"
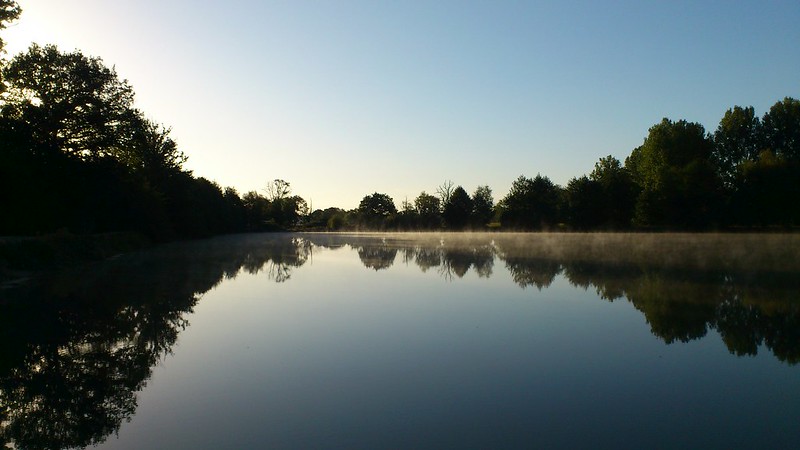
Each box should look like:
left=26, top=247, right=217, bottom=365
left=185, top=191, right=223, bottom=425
left=4, top=1, right=799, bottom=209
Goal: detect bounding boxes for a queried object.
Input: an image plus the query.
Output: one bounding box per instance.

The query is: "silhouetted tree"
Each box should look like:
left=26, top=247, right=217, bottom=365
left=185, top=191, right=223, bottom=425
left=267, top=195, right=307, bottom=228
left=414, top=191, right=441, bottom=229
left=589, top=155, right=637, bottom=228
left=265, top=178, right=291, bottom=201
left=443, top=186, right=473, bottom=229
left=500, top=175, right=561, bottom=229
left=242, top=191, right=269, bottom=231
left=471, top=185, right=494, bottom=227
left=123, top=115, right=187, bottom=181
left=1, top=44, right=137, bottom=160
left=436, top=180, right=455, bottom=211
left=0, top=0, right=21, bottom=57
left=306, top=207, right=348, bottom=230
left=565, top=176, right=604, bottom=229
left=734, top=150, right=800, bottom=226
left=358, top=192, right=396, bottom=228
left=762, top=97, right=800, bottom=162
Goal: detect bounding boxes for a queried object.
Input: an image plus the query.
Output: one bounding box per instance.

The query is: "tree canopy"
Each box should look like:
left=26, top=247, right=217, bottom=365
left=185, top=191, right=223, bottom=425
left=2, top=44, right=137, bottom=160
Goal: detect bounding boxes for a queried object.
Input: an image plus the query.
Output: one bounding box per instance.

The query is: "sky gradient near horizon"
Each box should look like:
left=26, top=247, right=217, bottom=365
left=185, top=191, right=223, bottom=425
left=3, top=1, right=799, bottom=209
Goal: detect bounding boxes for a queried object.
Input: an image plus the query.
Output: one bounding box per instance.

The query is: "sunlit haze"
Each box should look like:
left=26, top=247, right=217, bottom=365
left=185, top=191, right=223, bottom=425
left=4, top=1, right=798, bottom=209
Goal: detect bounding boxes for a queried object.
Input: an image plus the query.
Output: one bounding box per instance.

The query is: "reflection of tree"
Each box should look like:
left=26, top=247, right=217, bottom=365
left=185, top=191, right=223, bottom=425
left=441, top=249, right=473, bottom=279
left=440, top=246, right=494, bottom=279
left=714, top=274, right=800, bottom=364
left=560, top=260, right=800, bottom=364
left=504, top=257, right=560, bottom=290
left=471, top=246, right=494, bottom=278
left=237, top=236, right=311, bottom=282
left=624, top=273, right=719, bottom=344
left=357, top=245, right=398, bottom=271
left=0, top=234, right=312, bottom=449
left=0, top=273, right=198, bottom=449
left=413, top=247, right=442, bottom=272
left=306, top=233, right=800, bottom=364
left=312, top=233, right=800, bottom=365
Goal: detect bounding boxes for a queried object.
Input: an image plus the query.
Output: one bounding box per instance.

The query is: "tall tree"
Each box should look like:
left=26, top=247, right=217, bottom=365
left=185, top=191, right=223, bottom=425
left=500, top=175, right=561, bottom=229
left=414, top=191, right=441, bottom=228
left=589, top=155, right=637, bottom=228
left=358, top=192, right=396, bottom=228
left=443, top=186, right=473, bottom=229
left=762, top=97, right=800, bottom=162
left=265, top=179, right=291, bottom=201
left=471, top=185, right=494, bottom=227
left=436, top=180, right=455, bottom=211
left=1, top=44, right=137, bottom=160
left=565, top=176, right=604, bottom=229
left=712, top=106, right=763, bottom=186
left=625, top=119, right=720, bottom=228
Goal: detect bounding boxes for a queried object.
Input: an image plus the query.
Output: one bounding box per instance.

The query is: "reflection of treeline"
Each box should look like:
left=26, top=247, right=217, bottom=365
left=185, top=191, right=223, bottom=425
left=565, top=264, right=800, bottom=365
left=305, top=233, right=800, bottom=364
left=0, top=234, right=310, bottom=449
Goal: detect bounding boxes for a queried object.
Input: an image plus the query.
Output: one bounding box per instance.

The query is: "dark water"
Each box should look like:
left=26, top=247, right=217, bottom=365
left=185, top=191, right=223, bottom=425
left=1, top=232, right=799, bottom=449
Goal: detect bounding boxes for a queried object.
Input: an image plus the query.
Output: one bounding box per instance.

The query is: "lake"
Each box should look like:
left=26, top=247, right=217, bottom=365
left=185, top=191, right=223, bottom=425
left=1, top=232, right=799, bottom=449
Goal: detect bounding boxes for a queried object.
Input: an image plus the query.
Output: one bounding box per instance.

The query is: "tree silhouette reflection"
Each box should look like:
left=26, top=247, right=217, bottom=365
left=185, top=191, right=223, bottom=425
left=305, top=233, right=800, bottom=363
left=0, top=234, right=310, bottom=449
left=356, top=245, right=398, bottom=271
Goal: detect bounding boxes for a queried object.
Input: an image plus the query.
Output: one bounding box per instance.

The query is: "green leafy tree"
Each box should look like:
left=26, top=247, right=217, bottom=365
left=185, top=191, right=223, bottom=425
left=762, top=97, right=800, bottom=162
left=625, top=119, right=720, bottom=228
left=1, top=44, right=137, bottom=160
left=443, top=186, right=473, bottom=229
left=589, top=155, right=637, bottom=228
left=712, top=106, right=763, bottom=186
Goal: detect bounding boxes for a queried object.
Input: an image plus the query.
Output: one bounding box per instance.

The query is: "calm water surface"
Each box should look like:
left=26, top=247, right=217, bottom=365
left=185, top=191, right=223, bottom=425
left=1, top=233, right=799, bottom=449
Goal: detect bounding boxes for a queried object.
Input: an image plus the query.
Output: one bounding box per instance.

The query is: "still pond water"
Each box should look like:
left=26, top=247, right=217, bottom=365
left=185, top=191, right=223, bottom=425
left=1, top=232, right=799, bottom=449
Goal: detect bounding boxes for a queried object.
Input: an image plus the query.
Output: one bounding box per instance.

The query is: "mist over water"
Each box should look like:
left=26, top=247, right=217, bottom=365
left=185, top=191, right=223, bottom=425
left=1, top=232, right=798, bottom=449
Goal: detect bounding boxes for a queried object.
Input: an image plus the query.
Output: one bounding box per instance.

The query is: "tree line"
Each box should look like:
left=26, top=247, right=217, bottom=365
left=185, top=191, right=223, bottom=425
left=336, top=97, right=799, bottom=231
left=1, top=1, right=798, bottom=238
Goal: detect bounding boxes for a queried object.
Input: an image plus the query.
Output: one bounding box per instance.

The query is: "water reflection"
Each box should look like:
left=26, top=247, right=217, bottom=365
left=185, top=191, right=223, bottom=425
left=0, top=232, right=798, bottom=449
left=306, top=233, right=800, bottom=364
left=0, top=234, right=310, bottom=449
